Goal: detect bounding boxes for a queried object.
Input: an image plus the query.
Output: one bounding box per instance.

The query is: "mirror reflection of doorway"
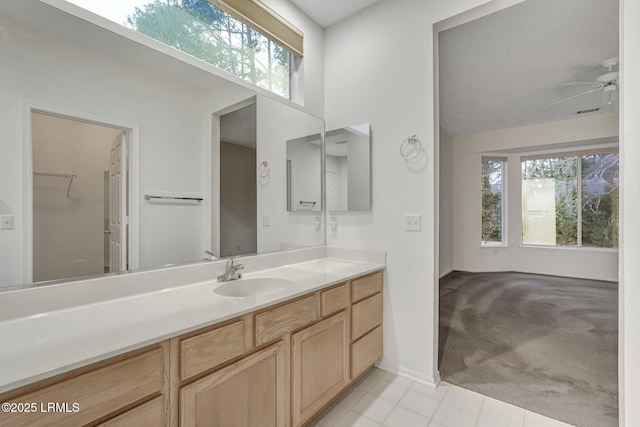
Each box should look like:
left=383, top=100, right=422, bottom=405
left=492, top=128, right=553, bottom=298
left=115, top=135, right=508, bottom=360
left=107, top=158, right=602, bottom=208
left=219, top=102, right=257, bottom=257
left=31, top=112, right=129, bottom=282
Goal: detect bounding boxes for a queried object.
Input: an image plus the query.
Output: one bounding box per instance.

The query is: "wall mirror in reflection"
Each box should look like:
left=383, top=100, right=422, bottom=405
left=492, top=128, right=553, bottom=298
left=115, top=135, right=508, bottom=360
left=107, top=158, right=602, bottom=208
left=325, top=123, right=371, bottom=212
left=286, top=134, right=322, bottom=212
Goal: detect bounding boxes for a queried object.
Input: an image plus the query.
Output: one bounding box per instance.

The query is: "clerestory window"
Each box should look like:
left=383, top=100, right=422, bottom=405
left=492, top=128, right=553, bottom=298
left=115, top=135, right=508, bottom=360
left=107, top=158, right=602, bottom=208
left=67, top=0, right=303, bottom=99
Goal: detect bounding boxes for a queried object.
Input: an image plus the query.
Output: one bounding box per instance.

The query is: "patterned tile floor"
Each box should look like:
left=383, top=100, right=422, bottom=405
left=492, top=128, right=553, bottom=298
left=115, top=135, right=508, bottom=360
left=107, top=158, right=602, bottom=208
left=308, top=368, right=574, bottom=427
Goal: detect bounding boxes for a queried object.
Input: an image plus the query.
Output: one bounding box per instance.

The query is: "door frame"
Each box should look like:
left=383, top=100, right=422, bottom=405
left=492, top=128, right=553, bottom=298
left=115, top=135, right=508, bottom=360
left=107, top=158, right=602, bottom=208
left=432, top=0, right=621, bottom=393
left=211, top=96, right=257, bottom=257
left=22, top=101, right=140, bottom=283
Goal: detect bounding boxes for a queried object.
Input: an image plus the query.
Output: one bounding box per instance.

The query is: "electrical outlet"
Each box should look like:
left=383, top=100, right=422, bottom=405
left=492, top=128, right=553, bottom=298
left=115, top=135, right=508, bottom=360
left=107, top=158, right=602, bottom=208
left=405, top=214, right=421, bottom=231
left=330, top=216, right=338, bottom=230
left=262, top=216, right=270, bottom=227
left=0, top=215, right=14, bottom=230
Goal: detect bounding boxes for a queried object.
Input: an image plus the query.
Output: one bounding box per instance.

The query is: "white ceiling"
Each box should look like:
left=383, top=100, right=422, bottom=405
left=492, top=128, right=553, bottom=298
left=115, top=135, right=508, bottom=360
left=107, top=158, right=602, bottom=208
left=439, top=0, right=619, bottom=137
left=220, top=103, right=256, bottom=148
left=290, top=0, right=379, bottom=27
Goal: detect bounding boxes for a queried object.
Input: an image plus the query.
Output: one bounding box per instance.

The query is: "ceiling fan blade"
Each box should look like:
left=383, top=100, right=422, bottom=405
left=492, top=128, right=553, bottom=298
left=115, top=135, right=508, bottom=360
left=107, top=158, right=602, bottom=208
left=565, top=81, right=602, bottom=87
left=550, top=87, right=603, bottom=106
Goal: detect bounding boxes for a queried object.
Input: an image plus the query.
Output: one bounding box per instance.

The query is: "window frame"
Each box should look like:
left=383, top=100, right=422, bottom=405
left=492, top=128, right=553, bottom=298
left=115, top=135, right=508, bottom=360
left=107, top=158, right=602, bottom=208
left=520, top=148, right=619, bottom=250
left=481, top=156, right=508, bottom=247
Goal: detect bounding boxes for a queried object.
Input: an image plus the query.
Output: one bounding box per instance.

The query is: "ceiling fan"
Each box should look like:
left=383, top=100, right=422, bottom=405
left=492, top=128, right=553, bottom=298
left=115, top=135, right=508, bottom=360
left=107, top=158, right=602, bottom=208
left=551, top=58, right=619, bottom=106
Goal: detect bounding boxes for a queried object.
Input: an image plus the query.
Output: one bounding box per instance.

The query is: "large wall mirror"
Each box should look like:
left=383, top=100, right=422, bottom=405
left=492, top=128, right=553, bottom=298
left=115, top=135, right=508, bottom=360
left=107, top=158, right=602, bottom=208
left=325, top=123, right=371, bottom=211
left=0, top=1, right=324, bottom=289
left=286, top=133, right=323, bottom=213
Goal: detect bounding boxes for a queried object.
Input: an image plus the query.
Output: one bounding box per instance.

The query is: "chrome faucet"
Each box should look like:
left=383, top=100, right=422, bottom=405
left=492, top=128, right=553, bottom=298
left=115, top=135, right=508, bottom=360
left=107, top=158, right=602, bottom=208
left=217, top=257, right=244, bottom=282
left=204, top=250, right=218, bottom=261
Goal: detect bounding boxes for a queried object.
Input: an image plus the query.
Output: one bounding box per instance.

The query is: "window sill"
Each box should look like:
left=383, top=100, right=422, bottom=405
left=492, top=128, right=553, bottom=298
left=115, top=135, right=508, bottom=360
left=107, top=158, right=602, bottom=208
left=481, top=244, right=509, bottom=248
left=519, top=244, right=618, bottom=253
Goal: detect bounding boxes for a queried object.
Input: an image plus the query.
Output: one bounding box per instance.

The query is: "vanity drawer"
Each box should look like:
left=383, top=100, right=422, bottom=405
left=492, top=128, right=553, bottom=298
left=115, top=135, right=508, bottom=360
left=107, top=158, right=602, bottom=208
left=180, top=320, right=245, bottom=380
left=255, top=294, right=320, bottom=346
left=351, top=326, right=383, bottom=379
left=351, top=271, right=382, bottom=303
left=321, top=283, right=349, bottom=317
left=0, top=348, right=163, bottom=427
left=98, top=396, right=163, bottom=427
left=352, top=293, right=382, bottom=341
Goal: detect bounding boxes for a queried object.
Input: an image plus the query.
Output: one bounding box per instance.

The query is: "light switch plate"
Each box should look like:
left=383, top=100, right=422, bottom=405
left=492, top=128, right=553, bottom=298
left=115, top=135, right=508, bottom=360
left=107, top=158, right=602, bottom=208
left=405, top=214, right=421, bottom=231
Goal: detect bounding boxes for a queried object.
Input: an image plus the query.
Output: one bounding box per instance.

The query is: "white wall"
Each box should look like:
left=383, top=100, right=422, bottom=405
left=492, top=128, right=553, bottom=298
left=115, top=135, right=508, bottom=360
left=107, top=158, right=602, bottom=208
left=451, top=113, right=619, bottom=282
left=261, top=0, right=325, bottom=118
left=325, top=1, right=640, bottom=424
left=439, top=128, right=453, bottom=277
left=256, top=95, right=325, bottom=251
left=620, top=0, right=640, bottom=423
left=324, top=0, right=498, bottom=385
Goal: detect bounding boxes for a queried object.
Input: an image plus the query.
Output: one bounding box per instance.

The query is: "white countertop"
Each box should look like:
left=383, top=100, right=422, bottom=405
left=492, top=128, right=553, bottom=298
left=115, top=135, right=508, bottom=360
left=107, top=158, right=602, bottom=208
left=0, top=248, right=385, bottom=393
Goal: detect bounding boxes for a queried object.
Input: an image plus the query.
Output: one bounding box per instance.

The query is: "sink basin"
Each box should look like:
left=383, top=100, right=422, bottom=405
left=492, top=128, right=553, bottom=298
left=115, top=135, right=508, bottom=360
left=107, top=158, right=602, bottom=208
left=213, top=277, right=294, bottom=298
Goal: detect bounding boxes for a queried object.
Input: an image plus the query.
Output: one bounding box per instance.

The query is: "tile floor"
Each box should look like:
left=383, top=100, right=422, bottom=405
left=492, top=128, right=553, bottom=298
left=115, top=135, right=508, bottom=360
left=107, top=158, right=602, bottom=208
left=308, top=368, right=574, bottom=427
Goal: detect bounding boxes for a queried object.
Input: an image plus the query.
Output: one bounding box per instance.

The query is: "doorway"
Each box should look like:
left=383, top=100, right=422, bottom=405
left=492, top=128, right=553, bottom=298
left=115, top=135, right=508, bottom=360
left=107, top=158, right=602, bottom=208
left=218, top=101, right=257, bottom=257
left=434, top=0, right=620, bottom=425
left=30, top=111, right=131, bottom=282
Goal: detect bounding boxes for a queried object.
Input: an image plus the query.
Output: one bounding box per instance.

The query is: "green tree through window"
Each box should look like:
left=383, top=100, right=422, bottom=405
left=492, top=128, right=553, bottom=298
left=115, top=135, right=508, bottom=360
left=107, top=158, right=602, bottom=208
left=126, top=0, right=291, bottom=97
left=521, top=152, right=618, bottom=248
left=482, top=159, right=505, bottom=244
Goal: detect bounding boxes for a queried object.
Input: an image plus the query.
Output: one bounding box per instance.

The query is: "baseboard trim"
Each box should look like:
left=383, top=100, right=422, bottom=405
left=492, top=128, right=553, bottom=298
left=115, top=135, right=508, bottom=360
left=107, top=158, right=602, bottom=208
left=439, top=268, right=453, bottom=279
left=375, top=361, right=441, bottom=388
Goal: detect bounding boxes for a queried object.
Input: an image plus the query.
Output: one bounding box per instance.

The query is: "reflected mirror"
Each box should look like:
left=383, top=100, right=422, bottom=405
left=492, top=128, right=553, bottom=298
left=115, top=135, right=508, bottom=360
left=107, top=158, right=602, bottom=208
left=0, top=1, right=324, bottom=289
left=286, top=134, right=322, bottom=212
left=325, top=123, right=371, bottom=211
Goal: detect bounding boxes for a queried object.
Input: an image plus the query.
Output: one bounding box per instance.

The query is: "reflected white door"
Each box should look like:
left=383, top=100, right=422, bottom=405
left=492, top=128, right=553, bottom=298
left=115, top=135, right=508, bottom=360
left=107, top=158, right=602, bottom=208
left=326, top=169, right=339, bottom=211
left=108, top=132, right=128, bottom=272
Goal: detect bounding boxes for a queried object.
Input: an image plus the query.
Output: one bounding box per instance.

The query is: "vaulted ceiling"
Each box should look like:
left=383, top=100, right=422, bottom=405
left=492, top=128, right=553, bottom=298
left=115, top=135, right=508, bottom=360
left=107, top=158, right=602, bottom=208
left=438, top=0, right=619, bottom=136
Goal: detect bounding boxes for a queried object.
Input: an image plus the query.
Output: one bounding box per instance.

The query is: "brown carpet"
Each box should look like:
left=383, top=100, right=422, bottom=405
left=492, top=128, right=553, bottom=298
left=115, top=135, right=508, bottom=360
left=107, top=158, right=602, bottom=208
left=439, top=271, right=618, bottom=427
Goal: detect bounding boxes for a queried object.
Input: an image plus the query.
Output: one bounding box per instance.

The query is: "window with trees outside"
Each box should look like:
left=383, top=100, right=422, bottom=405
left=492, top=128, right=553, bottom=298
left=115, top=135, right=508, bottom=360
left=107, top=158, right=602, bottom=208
left=521, top=151, right=619, bottom=248
left=482, top=157, right=506, bottom=246
left=69, top=0, right=298, bottom=99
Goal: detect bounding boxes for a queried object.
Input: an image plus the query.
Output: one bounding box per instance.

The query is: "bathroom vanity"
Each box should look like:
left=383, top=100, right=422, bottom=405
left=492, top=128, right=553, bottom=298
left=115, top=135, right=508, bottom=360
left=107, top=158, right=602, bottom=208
left=0, top=248, right=384, bottom=426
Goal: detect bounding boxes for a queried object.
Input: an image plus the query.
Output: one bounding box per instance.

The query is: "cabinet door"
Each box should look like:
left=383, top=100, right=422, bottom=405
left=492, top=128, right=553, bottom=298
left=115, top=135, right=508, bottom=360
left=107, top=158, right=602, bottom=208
left=292, top=311, right=350, bottom=426
left=180, top=342, right=287, bottom=427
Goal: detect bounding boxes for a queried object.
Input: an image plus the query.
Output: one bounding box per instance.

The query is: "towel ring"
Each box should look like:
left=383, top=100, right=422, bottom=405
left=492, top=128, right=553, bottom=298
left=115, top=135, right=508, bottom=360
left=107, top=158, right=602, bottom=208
left=400, top=135, right=422, bottom=160
left=258, top=161, right=270, bottom=178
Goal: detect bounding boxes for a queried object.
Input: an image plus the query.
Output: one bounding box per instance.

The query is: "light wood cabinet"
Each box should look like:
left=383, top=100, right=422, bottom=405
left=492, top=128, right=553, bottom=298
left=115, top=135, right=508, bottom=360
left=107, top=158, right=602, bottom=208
left=352, top=293, right=383, bottom=341
left=352, top=326, right=383, bottom=379
left=0, top=346, right=165, bottom=427
left=255, top=294, right=320, bottom=346
left=97, top=396, right=164, bottom=427
left=180, top=342, right=288, bottom=427
left=352, top=271, right=383, bottom=303
left=320, top=282, right=349, bottom=316
left=179, top=320, right=245, bottom=380
left=351, top=271, right=383, bottom=381
left=0, top=269, right=383, bottom=427
left=291, top=311, right=350, bottom=426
